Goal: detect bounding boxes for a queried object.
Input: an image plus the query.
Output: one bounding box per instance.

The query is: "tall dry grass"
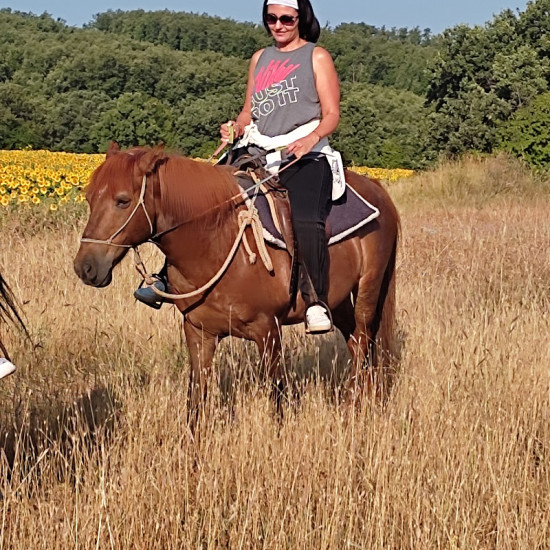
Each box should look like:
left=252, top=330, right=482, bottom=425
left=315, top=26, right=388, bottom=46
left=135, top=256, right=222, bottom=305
left=0, top=155, right=549, bottom=549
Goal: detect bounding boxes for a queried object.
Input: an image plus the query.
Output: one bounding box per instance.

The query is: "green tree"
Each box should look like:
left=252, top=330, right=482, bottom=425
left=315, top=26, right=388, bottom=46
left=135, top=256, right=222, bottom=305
left=173, top=91, right=244, bottom=157
left=44, top=90, right=112, bottom=152
left=498, top=92, right=550, bottom=167
left=332, top=83, right=429, bottom=168
left=426, top=2, right=550, bottom=157
left=90, top=92, right=174, bottom=150
left=0, top=82, right=44, bottom=148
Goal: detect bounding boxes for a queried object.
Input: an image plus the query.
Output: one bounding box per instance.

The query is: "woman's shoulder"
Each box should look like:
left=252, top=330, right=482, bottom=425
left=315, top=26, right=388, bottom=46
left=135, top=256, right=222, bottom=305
left=312, top=45, right=334, bottom=62
left=252, top=47, right=269, bottom=60
left=249, top=48, right=267, bottom=69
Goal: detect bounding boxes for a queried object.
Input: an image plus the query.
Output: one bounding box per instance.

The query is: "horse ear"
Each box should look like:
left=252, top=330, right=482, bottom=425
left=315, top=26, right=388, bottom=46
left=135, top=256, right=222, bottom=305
left=106, top=141, right=121, bottom=158
left=138, top=147, right=166, bottom=176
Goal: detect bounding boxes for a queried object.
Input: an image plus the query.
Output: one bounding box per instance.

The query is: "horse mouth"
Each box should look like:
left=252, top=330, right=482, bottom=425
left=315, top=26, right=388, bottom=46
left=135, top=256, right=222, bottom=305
left=74, top=258, right=114, bottom=288
left=86, top=272, right=112, bottom=288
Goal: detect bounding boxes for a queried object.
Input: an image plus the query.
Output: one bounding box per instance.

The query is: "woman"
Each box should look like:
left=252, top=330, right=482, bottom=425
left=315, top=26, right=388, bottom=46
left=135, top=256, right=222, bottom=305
left=220, top=0, right=341, bottom=333
left=137, top=0, right=342, bottom=334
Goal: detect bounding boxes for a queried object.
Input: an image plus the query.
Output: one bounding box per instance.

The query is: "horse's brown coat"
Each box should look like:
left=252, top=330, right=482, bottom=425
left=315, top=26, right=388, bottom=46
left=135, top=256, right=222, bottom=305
left=74, top=144, right=400, bottom=409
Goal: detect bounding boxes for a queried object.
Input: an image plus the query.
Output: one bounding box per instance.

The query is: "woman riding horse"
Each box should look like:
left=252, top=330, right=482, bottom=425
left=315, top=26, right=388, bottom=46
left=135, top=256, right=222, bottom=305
left=137, top=0, right=342, bottom=335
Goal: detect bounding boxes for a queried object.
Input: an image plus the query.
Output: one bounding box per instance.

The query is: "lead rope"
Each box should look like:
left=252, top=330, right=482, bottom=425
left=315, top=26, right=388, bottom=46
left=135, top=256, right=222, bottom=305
left=133, top=148, right=301, bottom=300
left=134, top=203, right=273, bottom=301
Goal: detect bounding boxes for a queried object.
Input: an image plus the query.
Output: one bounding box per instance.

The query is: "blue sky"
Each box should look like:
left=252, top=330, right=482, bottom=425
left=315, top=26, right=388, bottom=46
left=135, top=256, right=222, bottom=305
left=0, top=0, right=528, bottom=32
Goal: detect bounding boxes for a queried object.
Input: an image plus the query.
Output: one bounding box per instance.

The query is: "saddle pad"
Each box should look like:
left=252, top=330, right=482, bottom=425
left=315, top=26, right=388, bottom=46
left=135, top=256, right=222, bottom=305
left=238, top=176, right=380, bottom=249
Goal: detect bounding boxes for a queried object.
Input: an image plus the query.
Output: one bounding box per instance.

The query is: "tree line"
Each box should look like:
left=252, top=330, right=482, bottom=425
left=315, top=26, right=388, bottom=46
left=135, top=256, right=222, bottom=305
left=1, top=2, right=549, bottom=168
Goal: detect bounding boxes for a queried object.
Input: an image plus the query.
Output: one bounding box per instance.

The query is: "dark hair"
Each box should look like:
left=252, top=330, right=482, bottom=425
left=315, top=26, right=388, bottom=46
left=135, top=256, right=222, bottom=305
left=262, top=0, right=321, bottom=43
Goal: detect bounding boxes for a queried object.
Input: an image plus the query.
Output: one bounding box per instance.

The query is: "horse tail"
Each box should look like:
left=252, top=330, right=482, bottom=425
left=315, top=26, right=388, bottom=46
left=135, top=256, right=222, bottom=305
left=0, top=271, right=27, bottom=336
left=375, top=221, right=399, bottom=369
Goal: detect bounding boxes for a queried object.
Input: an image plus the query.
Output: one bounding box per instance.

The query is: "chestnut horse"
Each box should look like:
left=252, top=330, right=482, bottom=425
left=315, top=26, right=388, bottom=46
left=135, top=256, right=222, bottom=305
left=74, top=144, right=399, bottom=409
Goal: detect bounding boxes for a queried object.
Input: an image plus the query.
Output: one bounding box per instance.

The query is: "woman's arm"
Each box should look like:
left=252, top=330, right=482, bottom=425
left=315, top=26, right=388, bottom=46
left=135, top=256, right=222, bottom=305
left=312, top=46, right=340, bottom=139
left=286, top=46, right=340, bottom=158
left=220, top=49, right=264, bottom=141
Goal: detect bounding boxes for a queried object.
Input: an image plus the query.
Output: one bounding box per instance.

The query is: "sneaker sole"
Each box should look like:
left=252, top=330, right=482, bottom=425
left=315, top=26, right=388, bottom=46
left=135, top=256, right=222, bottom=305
left=305, top=324, right=333, bottom=335
left=133, top=292, right=163, bottom=309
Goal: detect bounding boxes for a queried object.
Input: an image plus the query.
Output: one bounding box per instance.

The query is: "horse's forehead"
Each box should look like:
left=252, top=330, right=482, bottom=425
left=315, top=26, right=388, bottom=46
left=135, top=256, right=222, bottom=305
left=89, top=156, right=135, bottom=198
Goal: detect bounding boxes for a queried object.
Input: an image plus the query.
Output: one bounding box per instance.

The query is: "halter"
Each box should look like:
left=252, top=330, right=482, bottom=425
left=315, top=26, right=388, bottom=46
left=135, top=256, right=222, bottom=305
left=80, top=175, right=154, bottom=248
left=77, top=155, right=304, bottom=300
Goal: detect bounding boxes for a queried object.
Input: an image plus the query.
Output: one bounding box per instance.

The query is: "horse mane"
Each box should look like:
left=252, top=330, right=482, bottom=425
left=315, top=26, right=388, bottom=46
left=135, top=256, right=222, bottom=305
left=89, top=146, right=240, bottom=233
left=157, top=155, right=239, bottom=229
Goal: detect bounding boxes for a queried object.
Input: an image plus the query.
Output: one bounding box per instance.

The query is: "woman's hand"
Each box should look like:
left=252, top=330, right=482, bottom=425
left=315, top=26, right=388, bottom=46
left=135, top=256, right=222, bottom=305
left=286, top=131, right=321, bottom=159
left=220, top=121, right=241, bottom=143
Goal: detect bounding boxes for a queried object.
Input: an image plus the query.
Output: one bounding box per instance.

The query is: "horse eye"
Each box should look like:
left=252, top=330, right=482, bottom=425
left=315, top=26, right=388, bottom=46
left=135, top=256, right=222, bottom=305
left=115, top=197, right=131, bottom=209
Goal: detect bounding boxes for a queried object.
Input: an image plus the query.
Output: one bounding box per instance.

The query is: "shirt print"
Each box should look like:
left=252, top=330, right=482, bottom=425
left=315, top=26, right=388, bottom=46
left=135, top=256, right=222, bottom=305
left=252, top=58, right=301, bottom=121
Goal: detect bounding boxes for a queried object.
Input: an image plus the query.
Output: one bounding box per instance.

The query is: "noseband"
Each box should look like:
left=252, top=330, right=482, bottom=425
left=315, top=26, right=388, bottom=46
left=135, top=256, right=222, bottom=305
left=80, top=175, right=154, bottom=248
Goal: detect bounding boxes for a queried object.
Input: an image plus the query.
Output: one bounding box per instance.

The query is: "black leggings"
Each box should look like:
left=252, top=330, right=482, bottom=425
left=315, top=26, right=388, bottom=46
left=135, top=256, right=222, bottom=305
left=279, top=155, right=332, bottom=305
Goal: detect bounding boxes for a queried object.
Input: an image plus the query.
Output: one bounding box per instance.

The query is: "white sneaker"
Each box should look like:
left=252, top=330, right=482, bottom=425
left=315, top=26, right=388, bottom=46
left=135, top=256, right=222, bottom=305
left=305, top=305, right=332, bottom=334
left=0, top=358, right=16, bottom=379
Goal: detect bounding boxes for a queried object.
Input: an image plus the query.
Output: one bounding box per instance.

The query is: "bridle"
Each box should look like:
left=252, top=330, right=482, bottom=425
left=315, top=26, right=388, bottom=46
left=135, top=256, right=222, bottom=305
left=76, top=154, right=302, bottom=300
left=77, top=162, right=276, bottom=300
left=79, top=150, right=301, bottom=250
left=80, top=175, right=154, bottom=248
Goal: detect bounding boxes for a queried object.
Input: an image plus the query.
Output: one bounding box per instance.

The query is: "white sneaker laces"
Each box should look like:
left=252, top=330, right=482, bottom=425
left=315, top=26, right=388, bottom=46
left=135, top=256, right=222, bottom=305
left=306, top=305, right=331, bottom=331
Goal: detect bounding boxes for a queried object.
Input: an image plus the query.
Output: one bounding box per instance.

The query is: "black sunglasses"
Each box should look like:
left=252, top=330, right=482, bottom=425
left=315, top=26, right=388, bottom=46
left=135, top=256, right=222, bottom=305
left=265, top=13, right=299, bottom=26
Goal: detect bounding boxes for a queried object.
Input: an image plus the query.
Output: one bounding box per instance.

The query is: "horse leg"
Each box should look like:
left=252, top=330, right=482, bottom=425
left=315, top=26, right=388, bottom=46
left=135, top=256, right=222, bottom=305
left=253, top=320, right=284, bottom=413
left=346, top=275, right=386, bottom=400
left=331, top=293, right=356, bottom=388
left=183, top=319, right=218, bottom=423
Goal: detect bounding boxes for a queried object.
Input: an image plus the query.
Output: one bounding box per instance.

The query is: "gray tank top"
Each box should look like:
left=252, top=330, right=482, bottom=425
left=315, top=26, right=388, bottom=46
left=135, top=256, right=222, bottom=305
left=251, top=42, right=321, bottom=137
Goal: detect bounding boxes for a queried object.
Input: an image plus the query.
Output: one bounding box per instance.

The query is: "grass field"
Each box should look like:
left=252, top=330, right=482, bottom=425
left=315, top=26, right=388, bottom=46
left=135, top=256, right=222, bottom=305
left=0, top=155, right=549, bottom=548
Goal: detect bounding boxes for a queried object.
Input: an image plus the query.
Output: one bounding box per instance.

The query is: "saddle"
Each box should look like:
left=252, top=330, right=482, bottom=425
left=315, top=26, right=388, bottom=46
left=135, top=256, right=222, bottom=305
left=226, top=152, right=304, bottom=307
left=222, top=150, right=380, bottom=309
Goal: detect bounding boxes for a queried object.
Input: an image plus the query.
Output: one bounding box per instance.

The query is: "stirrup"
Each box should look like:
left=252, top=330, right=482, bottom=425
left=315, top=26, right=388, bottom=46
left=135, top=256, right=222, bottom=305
left=134, top=276, right=166, bottom=310
left=305, top=301, right=333, bottom=335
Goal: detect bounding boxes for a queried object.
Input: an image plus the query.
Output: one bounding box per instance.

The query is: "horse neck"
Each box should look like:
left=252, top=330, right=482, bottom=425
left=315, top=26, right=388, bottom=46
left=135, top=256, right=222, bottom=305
left=154, top=160, right=240, bottom=274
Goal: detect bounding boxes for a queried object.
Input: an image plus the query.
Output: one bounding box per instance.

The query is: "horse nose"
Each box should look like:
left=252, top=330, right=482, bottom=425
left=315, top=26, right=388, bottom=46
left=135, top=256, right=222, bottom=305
left=74, top=258, right=97, bottom=284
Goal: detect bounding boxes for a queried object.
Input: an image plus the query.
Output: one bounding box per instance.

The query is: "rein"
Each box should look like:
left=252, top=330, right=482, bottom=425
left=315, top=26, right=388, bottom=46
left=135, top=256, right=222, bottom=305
left=80, top=159, right=296, bottom=300
left=149, top=154, right=300, bottom=241
left=134, top=205, right=272, bottom=300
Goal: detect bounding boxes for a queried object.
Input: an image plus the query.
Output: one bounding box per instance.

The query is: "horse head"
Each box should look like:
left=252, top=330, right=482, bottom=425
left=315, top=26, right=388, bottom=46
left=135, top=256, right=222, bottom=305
left=74, top=142, right=166, bottom=287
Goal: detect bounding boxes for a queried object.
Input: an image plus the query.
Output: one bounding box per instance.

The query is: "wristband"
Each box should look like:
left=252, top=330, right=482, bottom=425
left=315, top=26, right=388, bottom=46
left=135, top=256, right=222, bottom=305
left=311, top=130, right=321, bottom=143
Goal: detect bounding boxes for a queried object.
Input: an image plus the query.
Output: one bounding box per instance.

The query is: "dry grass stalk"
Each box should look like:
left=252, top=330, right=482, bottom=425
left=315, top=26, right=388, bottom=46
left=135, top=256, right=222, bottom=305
left=0, top=156, right=548, bottom=548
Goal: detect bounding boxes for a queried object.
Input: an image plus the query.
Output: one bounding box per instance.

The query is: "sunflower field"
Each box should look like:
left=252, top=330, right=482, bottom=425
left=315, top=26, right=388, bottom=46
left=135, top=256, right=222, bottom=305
left=0, top=150, right=414, bottom=210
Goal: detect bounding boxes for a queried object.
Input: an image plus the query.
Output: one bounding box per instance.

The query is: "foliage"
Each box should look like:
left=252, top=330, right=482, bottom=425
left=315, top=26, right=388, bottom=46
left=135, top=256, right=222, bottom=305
left=91, top=12, right=437, bottom=95
left=7, top=3, right=550, bottom=167
left=0, top=9, right=437, bottom=166
left=91, top=9, right=272, bottom=59
left=426, top=1, right=550, bottom=159
left=0, top=10, right=248, bottom=157
left=498, top=92, right=550, bottom=167
left=321, top=23, right=437, bottom=96
left=333, top=84, right=429, bottom=169
left=89, top=92, right=175, bottom=150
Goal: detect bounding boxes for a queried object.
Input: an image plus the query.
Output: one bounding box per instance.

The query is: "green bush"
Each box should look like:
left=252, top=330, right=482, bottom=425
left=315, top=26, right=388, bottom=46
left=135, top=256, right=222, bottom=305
left=498, top=92, right=550, bottom=168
